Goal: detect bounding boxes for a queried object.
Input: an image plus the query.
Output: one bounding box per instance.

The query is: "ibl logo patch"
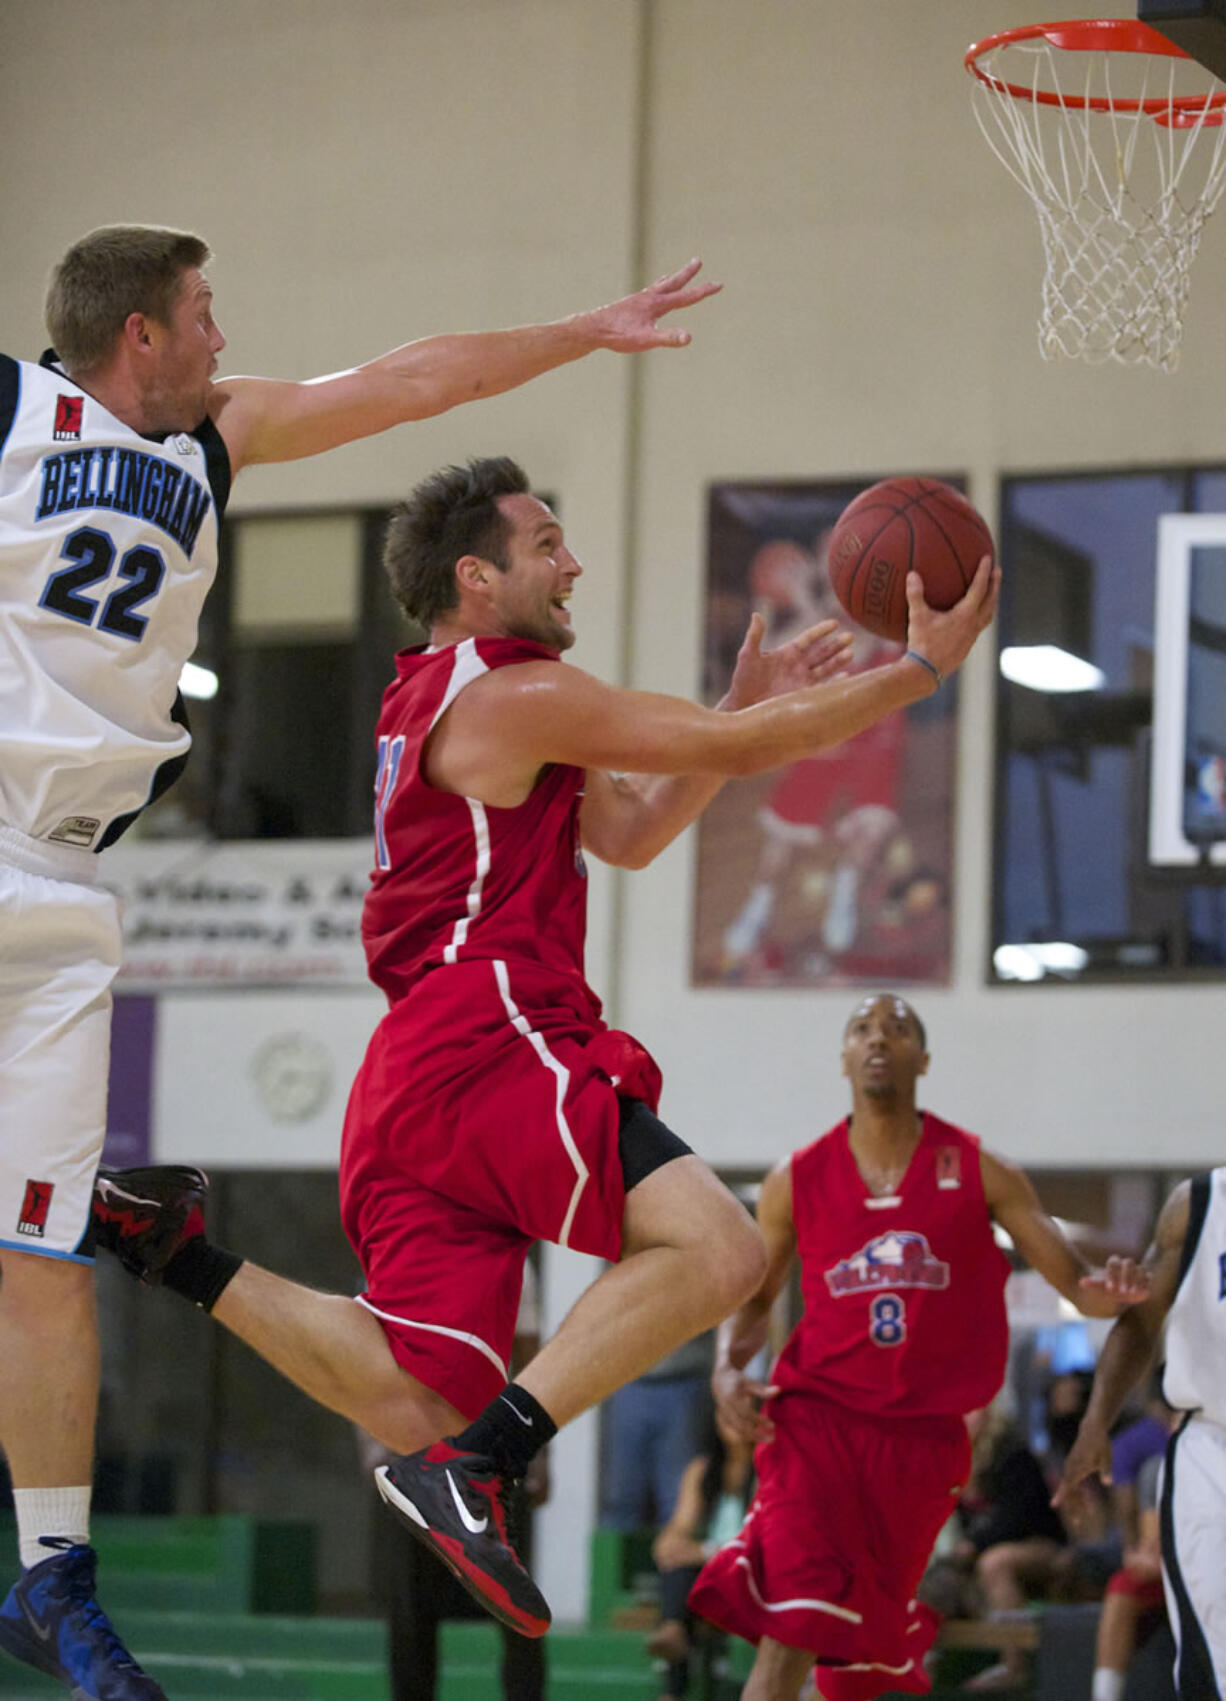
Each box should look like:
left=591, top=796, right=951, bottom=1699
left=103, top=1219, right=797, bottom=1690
left=17, top=1180, right=54, bottom=1239
left=53, top=396, right=82, bottom=441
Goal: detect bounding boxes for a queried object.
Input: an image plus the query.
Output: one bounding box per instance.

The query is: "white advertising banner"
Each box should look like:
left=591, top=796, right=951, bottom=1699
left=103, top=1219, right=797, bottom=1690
left=101, top=838, right=372, bottom=988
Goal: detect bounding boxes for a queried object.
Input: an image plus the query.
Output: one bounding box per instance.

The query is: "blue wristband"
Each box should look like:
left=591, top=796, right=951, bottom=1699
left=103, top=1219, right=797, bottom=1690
left=905, top=649, right=942, bottom=690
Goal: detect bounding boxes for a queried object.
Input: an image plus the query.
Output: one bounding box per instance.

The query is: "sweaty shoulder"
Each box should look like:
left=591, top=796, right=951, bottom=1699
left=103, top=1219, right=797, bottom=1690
left=424, top=640, right=583, bottom=734
left=416, top=639, right=581, bottom=806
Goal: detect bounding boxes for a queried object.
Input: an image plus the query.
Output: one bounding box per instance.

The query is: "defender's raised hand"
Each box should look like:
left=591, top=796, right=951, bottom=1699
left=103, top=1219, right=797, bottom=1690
left=582, top=258, right=722, bottom=350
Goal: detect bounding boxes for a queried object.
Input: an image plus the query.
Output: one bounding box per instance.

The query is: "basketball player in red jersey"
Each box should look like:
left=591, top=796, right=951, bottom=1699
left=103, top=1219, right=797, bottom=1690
left=92, top=465, right=999, bottom=1640
left=688, top=993, right=1149, bottom=1701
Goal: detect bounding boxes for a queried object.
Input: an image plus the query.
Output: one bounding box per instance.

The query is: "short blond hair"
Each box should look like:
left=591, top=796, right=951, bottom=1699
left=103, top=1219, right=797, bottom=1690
left=45, top=225, right=210, bottom=373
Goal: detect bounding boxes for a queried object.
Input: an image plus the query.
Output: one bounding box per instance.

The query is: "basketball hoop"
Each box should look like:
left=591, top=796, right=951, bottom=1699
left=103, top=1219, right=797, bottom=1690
left=966, top=19, right=1226, bottom=372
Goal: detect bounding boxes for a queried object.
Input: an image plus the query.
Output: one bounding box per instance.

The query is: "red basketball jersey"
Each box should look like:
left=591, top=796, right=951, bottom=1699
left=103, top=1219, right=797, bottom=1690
left=772, top=1114, right=1011, bottom=1417
left=362, top=637, right=593, bottom=1008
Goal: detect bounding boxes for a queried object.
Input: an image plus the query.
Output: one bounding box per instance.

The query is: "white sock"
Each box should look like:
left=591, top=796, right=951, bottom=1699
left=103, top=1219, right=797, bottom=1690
left=13, top=1487, right=91, bottom=1570
left=724, top=882, right=775, bottom=959
left=1091, top=1671, right=1125, bottom=1701
left=823, top=863, right=859, bottom=952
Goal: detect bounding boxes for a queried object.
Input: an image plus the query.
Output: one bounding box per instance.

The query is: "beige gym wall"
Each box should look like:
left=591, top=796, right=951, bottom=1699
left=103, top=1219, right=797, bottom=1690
left=3, top=0, right=1225, bottom=1173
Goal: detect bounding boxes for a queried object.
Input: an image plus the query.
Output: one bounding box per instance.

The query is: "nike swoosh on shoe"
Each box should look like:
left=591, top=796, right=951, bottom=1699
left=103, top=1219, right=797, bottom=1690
left=446, top=1469, right=489, bottom=1535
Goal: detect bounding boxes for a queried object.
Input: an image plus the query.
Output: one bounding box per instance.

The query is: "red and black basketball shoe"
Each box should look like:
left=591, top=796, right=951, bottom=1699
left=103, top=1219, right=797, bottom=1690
left=374, top=1442, right=551, bottom=1637
left=91, top=1166, right=208, bottom=1285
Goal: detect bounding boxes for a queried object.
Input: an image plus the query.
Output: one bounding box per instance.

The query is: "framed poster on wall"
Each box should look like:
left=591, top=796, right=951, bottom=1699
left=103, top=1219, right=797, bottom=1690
left=692, top=479, right=961, bottom=990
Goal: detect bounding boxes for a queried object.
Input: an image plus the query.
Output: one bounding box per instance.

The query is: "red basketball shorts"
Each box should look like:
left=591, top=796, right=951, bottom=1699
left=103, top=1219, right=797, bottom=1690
left=689, top=1392, right=969, bottom=1701
left=1105, top=1563, right=1166, bottom=1615
left=339, top=957, right=662, bottom=1419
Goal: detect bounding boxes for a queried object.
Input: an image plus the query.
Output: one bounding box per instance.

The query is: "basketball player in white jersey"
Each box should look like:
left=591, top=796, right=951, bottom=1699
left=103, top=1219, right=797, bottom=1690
left=0, top=223, right=719, bottom=1700
left=1056, top=1171, right=1226, bottom=1701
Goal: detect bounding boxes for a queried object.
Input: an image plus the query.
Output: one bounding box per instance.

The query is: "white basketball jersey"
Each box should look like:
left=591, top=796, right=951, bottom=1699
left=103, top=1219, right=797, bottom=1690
left=0, top=352, right=228, bottom=850
left=1163, top=1168, right=1226, bottom=1426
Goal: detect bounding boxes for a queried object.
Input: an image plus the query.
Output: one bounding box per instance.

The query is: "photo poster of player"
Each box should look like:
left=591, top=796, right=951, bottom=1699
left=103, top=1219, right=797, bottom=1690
left=691, top=478, right=961, bottom=990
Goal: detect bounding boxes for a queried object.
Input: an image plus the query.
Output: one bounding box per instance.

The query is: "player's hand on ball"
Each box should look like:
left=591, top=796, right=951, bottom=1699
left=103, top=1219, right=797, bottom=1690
left=904, top=553, right=1000, bottom=686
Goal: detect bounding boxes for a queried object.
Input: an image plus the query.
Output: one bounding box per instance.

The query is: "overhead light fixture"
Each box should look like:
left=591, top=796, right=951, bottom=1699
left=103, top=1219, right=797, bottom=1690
left=179, top=661, right=219, bottom=700
left=1000, top=645, right=1105, bottom=693
left=994, top=941, right=1090, bottom=981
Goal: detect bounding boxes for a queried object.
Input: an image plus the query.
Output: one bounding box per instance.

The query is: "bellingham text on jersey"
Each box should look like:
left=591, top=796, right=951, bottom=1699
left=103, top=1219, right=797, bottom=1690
left=36, top=446, right=212, bottom=557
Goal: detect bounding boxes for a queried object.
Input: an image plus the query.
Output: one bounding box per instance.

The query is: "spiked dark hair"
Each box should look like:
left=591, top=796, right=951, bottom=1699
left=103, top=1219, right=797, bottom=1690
left=382, top=456, right=531, bottom=627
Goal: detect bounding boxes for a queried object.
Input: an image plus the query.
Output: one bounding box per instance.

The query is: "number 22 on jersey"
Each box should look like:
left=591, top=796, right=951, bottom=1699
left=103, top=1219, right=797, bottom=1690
left=39, top=525, right=165, bottom=640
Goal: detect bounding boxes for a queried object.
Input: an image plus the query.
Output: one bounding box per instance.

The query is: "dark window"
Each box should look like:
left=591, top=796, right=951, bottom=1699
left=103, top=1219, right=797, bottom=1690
left=140, top=508, right=424, bottom=842
left=994, top=466, right=1226, bottom=982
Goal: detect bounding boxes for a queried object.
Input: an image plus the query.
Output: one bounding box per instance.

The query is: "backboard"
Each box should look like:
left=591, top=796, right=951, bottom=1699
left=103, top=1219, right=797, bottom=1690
left=1149, top=514, right=1226, bottom=869
left=1139, top=0, right=1226, bottom=80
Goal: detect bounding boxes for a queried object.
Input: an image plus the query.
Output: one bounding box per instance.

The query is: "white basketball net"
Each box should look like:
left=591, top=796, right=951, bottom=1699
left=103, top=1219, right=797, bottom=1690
left=970, top=29, right=1226, bottom=371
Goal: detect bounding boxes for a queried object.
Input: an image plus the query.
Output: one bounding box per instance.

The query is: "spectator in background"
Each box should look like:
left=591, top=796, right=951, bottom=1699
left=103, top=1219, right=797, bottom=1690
left=647, top=1402, right=755, bottom=1699
left=1041, top=1369, right=1097, bottom=1477
left=1089, top=1436, right=1175, bottom=1701
left=916, top=1402, right=1068, bottom=1692
left=1107, top=1378, right=1174, bottom=1550
left=601, top=1333, right=715, bottom=1534
left=1041, top=1371, right=1122, bottom=1600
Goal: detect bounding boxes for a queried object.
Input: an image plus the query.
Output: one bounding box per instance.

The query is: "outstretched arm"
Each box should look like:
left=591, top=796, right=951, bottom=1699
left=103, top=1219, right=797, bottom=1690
left=711, top=1160, right=796, bottom=1446
left=581, top=613, right=852, bottom=867
left=981, top=1149, right=1150, bottom=1318
left=1053, top=1182, right=1190, bottom=1508
left=208, top=260, right=721, bottom=471
left=434, top=558, right=999, bottom=820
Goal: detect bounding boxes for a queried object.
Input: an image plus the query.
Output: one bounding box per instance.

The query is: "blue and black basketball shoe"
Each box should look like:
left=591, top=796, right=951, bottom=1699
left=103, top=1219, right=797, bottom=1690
left=0, top=1540, right=166, bottom=1697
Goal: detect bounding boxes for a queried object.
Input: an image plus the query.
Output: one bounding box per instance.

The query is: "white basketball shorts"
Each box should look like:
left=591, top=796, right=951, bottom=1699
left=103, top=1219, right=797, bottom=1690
left=0, top=823, right=121, bottom=1262
left=1162, top=1412, right=1226, bottom=1699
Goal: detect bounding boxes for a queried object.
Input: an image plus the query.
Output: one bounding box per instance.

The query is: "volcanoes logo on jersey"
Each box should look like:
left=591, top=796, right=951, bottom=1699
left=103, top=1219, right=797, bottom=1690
left=824, top=1230, right=950, bottom=1297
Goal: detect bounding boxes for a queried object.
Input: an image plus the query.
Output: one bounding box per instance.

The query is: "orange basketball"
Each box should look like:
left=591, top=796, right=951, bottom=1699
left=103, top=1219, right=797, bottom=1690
left=827, top=478, right=994, bottom=642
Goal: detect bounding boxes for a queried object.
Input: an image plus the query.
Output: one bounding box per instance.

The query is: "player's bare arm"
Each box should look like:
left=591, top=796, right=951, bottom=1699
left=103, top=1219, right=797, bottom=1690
left=426, top=562, right=997, bottom=823
left=581, top=614, right=852, bottom=867
left=580, top=559, right=998, bottom=864
left=712, top=1160, right=796, bottom=1446
left=209, top=260, right=721, bottom=471
left=981, top=1148, right=1149, bottom=1317
left=1053, top=1181, right=1190, bottom=1508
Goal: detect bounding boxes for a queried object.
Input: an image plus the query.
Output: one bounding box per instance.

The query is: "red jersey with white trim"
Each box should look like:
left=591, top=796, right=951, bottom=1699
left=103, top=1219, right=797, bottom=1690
left=773, top=1113, right=1010, bottom=1417
left=362, top=636, right=594, bottom=1009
